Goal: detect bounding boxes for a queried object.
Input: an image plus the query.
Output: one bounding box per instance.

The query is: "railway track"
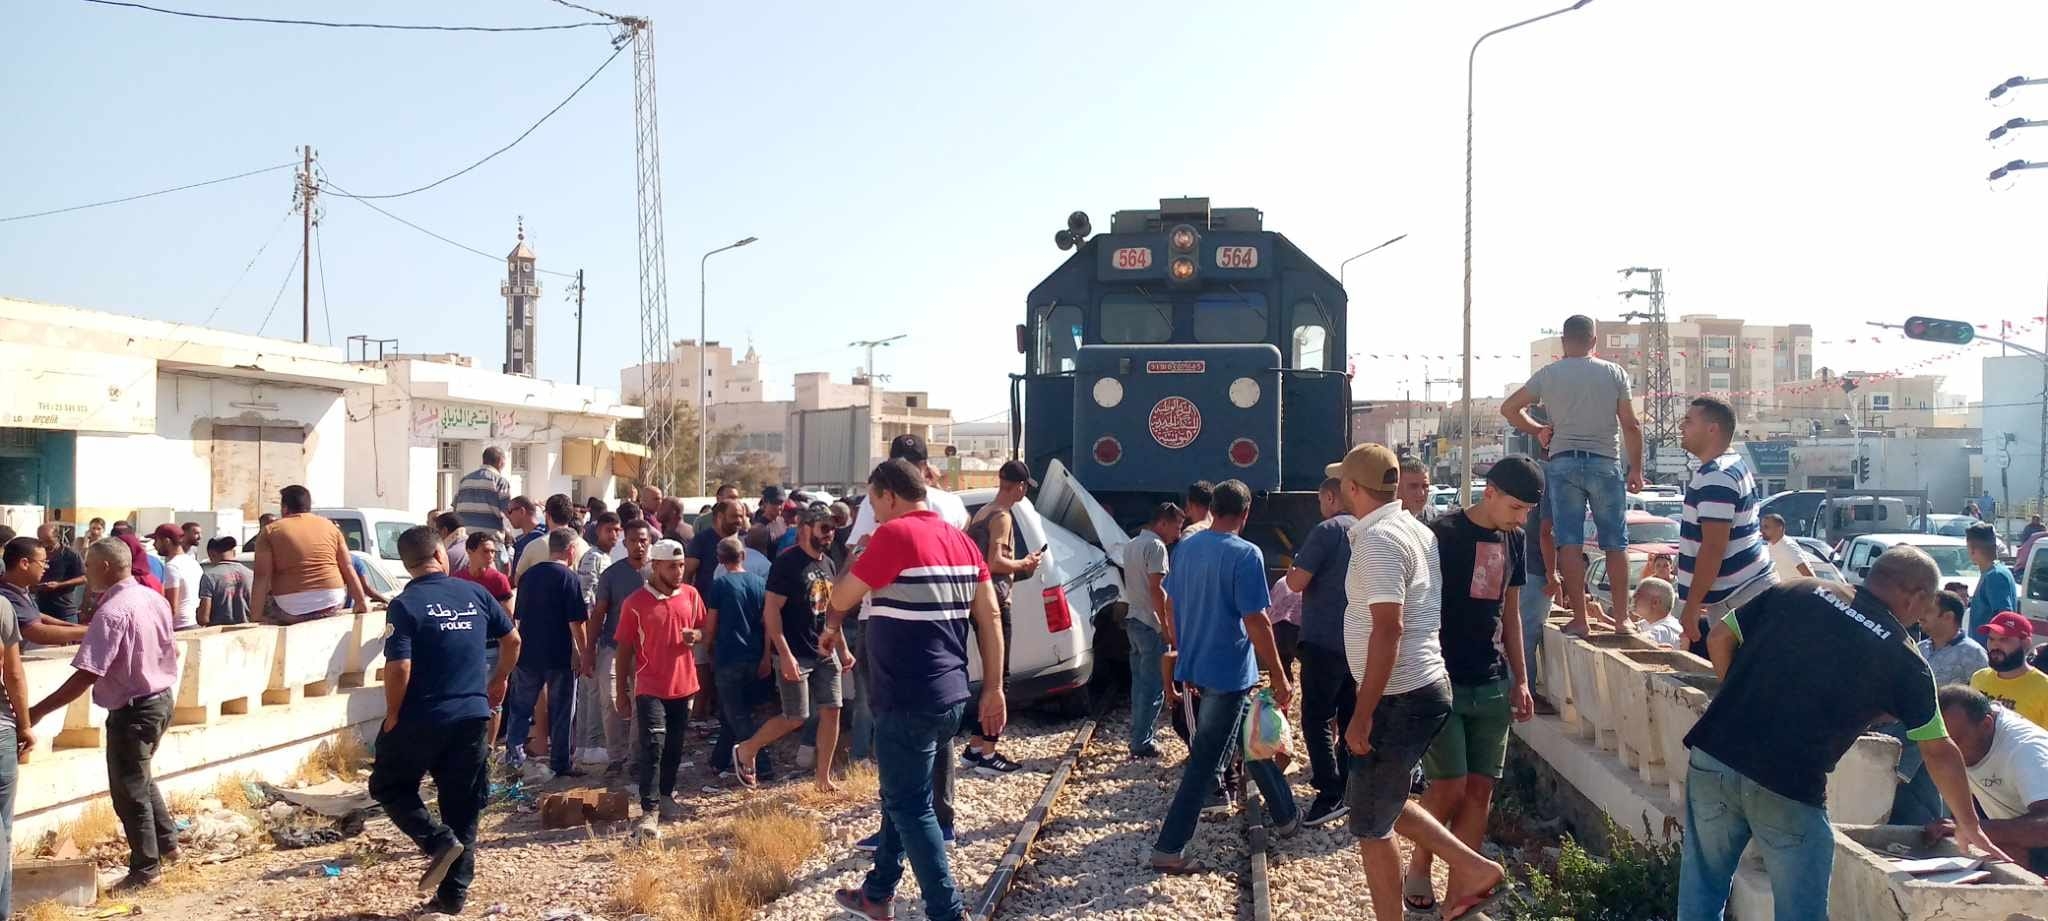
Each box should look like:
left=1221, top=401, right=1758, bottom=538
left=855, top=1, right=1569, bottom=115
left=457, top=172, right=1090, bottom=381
left=969, top=716, right=1273, bottom=921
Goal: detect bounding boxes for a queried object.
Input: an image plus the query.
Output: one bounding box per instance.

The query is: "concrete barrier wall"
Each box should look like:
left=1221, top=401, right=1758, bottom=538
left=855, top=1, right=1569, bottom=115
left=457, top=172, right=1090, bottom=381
left=11, top=612, right=391, bottom=851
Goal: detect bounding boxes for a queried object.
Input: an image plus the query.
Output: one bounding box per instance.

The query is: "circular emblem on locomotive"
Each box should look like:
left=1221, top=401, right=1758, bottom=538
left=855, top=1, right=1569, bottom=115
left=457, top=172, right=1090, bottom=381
left=1147, top=396, right=1202, bottom=450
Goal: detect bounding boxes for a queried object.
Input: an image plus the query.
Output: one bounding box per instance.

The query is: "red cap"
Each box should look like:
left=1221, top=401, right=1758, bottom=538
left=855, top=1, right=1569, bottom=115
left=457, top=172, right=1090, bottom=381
left=1980, top=610, right=2034, bottom=641
left=146, top=523, right=183, bottom=542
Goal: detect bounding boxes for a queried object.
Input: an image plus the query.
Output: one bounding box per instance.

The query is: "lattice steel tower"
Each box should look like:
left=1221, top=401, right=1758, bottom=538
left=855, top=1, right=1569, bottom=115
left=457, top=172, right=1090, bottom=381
left=616, top=16, right=676, bottom=489
left=1619, top=267, right=1679, bottom=481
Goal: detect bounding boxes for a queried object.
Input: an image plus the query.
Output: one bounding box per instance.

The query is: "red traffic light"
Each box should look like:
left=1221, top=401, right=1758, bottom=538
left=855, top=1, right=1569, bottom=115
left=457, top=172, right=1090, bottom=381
left=1900, top=316, right=1975, bottom=345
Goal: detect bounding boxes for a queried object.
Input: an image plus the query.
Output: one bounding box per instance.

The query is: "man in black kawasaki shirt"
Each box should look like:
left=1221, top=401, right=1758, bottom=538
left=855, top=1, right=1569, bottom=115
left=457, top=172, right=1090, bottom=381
left=1676, top=545, right=2008, bottom=920
left=1403, top=455, right=1542, bottom=913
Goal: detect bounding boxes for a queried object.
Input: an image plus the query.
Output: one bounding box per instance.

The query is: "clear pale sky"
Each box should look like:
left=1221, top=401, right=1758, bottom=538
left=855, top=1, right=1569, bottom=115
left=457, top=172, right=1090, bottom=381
left=6, top=0, right=2048, bottom=423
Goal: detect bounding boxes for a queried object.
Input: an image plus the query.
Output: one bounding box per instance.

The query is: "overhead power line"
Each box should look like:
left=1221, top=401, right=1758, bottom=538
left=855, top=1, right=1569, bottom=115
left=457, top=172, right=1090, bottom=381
left=322, top=174, right=577, bottom=279
left=544, top=0, right=623, bottom=21
left=0, top=161, right=293, bottom=224
left=76, top=0, right=612, bottom=33
left=317, top=42, right=626, bottom=201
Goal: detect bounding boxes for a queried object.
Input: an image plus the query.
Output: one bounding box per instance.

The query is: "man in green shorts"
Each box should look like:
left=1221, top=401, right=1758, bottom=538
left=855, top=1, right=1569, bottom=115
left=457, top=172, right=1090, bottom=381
left=1402, top=455, right=1543, bottom=913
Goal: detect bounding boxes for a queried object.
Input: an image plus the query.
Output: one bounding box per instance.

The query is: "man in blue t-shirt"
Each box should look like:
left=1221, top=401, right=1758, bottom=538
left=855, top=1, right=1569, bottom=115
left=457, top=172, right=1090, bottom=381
left=1149, top=480, right=1298, bottom=873
left=369, top=526, right=520, bottom=917
left=1968, top=522, right=2020, bottom=636
left=505, top=530, right=591, bottom=776
left=706, top=536, right=773, bottom=782
left=1284, top=477, right=1358, bottom=827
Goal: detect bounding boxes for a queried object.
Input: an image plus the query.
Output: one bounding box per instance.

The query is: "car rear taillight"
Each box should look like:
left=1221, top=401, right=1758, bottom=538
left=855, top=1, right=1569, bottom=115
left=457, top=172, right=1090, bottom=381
left=1229, top=437, right=1259, bottom=467
left=1042, top=585, right=1073, bottom=633
left=1093, top=436, right=1122, bottom=466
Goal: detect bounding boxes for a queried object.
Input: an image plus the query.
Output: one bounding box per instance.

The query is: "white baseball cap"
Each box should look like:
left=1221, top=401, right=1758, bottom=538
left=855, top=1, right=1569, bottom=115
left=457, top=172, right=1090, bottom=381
left=648, top=539, right=687, bottom=562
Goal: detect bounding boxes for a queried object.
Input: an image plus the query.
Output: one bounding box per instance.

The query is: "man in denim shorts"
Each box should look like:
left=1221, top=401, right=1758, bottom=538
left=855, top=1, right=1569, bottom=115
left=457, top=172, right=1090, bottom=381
left=1332, top=444, right=1504, bottom=921
left=1502, top=314, right=1643, bottom=635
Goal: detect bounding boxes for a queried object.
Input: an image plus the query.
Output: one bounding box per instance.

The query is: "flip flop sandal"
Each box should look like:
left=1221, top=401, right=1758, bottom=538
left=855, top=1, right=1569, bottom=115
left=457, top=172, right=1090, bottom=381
left=733, top=750, right=760, bottom=788
left=1443, top=879, right=1505, bottom=920
left=1403, top=875, right=1438, bottom=911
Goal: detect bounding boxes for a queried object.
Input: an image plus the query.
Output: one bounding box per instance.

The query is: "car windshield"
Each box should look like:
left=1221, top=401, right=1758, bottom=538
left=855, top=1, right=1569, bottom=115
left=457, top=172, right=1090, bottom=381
left=1643, top=499, right=1684, bottom=518
left=1911, top=544, right=1979, bottom=577
left=1933, top=519, right=1974, bottom=537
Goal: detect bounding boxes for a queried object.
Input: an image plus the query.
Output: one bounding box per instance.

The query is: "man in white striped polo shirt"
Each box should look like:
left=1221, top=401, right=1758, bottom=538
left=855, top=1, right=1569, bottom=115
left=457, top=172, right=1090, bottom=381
left=1675, top=396, right=1777, bottom=651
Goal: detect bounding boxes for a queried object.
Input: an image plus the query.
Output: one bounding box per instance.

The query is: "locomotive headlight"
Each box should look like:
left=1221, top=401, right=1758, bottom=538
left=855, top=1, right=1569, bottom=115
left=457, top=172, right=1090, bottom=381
left=1170, top=257, right=1196, bottom=281
left=1092, top=377, right=1125, bottom=408
left=1228, top=377, right=1261, bottom=409
left=1170, top=225, right=1198, bottom=252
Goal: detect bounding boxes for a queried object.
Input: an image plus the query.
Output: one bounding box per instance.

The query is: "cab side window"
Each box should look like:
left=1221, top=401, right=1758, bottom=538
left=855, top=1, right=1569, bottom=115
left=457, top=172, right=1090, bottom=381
left=1289, top=299, right=1332, bottom=370
left=1037, top=304, right=1082, bottom=373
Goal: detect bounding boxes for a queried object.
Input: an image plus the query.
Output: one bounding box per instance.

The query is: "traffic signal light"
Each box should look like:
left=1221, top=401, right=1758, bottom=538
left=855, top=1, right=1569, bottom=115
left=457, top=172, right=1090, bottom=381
left=1856, top=456, right=1871, bottom=483
left=1901, top=316, right=1975, bottom=345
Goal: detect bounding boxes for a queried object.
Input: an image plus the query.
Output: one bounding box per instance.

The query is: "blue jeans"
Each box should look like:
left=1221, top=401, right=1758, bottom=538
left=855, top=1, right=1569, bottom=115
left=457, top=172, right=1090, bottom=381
left=711, top=664, right=772, bottom=780
left=0, top=722, right=14, bottom=916
left=846, top=622, right=874, bottom=762
left=1154, top=685, right=1300, bottom=857
left=1877, top=720, right=1943, bottom=825
left=1546, top=452, right=1627, bottom=550
left=1679, top=749, right=1834, bottom=921
left=505, top=666, right=577, bottom=774
left=1519, top=574, right=1550, bottom=687
left=865, top=704, right=968, bottom=921
left=1126, top=619, right=1168, bottom=754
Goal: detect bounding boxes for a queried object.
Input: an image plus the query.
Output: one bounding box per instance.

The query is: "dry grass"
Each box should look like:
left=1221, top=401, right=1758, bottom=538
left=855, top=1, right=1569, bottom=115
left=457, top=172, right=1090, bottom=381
left=19, top=900, right=68, bottom=921
left=49, top=802, right=120, bottom=853
left=291, top=729, right=371, bottom=785
left=211, top=772, right=256, bottom=813
left=791, top=760, right=879, bottom=808
left=611, top=798, right=830, bottom=921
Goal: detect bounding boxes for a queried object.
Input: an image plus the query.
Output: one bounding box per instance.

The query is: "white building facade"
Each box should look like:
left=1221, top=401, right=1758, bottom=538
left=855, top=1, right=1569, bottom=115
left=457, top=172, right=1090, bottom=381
left=344, top=357, right=643, bottom=518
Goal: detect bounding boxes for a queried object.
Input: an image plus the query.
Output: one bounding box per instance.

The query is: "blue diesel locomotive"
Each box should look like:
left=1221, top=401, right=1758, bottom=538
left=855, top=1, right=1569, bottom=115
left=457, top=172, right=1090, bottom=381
left=1013, top=197, right=1351, bottom=571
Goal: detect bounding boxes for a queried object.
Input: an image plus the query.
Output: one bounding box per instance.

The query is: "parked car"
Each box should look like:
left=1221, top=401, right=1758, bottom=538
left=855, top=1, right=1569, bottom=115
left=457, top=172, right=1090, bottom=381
left=2019, top=542, right=2048, bottom=638
left=1626, top=493, right=1685, bottom=521
left=1837, top=533, right=1978, bottom=596
left=1429, top=486, right=1459, bottom=514
left=1914, top=514, right=2011, bottom=558
left=1792, top=536, right=1837, bottom=564
left=953, top=460, right=1126, bottom=713
left=1584, top=510, right=1682, bottom=550
left=317, top=507, right=420, bottom=590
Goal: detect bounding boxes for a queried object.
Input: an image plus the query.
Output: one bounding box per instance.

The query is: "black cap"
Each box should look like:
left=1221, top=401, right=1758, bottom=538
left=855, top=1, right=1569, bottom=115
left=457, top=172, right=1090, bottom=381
left=999, top=459, right=1037, bottom=488
left=889, top=433, right=929, bottom=464
left=1486, top=454, right=1545, bottom=504
left=1562, top=315, right=1596, bottom=338
left=762, top=485, right=786, bottom=504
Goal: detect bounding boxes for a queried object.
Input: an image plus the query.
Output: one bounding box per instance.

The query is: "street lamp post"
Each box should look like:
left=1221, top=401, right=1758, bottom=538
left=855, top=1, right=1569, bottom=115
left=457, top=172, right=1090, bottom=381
left=1338, top=233, right=1409, bottom=288
left=1460, top=0, right=1595, bottom=498
left=699, top=235, right=758, bottom=494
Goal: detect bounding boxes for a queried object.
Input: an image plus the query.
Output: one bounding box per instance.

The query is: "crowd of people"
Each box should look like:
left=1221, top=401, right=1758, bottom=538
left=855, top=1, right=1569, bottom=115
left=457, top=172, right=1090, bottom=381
left=0, top=314, right=2044, bottom=919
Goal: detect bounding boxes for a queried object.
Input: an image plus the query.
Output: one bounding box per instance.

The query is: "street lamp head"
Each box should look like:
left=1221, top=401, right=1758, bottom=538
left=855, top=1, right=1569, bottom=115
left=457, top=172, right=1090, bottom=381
left=1990, top=76, right=2028, bottom=100
left=1571, top=0, right=1594, bottom=8
left=1990, top=159, right=2031, bottom=182
left=734, top=236, right=758, bottom=247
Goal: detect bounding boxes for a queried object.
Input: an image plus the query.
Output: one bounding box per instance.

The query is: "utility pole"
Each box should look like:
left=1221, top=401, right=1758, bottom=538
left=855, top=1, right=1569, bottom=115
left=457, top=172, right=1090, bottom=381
left=295, top=145, right=318, bottom=343
left=568, top=269, right=586, bottom=385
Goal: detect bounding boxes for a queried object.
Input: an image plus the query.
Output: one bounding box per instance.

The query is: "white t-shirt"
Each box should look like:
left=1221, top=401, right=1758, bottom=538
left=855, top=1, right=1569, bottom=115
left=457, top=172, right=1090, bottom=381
left=1640, top=616, right=1685, bottom=649
left=164, top=553, right=202, bottom=630
left=1968, top=707, right=2048, bottom=820
left=1765, top=538, right=1808, bottom=582
left=1344, top=502, right=1446, bottom=696
left=846, top=484, right=969, bottom=546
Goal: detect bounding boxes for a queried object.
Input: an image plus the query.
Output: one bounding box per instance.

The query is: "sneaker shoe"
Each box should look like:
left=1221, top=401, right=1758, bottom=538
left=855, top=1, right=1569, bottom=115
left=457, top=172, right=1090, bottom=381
left=658, top=799, right=683, bottom=823
left=832, top=887, right=895, bottom=920
left=417, top=840, right=466, bottom=895
left=853, top=825, right=955, bottom=853
left=423, top=893, right=466, bottom=916
left=971, top=750, right=1023, bottom=776
left=796, top=745, right=817, bottom=770
left=1271, top=814, right=1301, bottom=839
left=635, top=811, right=660, bottom=840
left=960, top=748, right=987, bottom=771
left=1130, top=743, right=1162, bottom=759
left=1200, top=789, right=1232, bottom=816
left=1302, top=794, right=1350, bottom=828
